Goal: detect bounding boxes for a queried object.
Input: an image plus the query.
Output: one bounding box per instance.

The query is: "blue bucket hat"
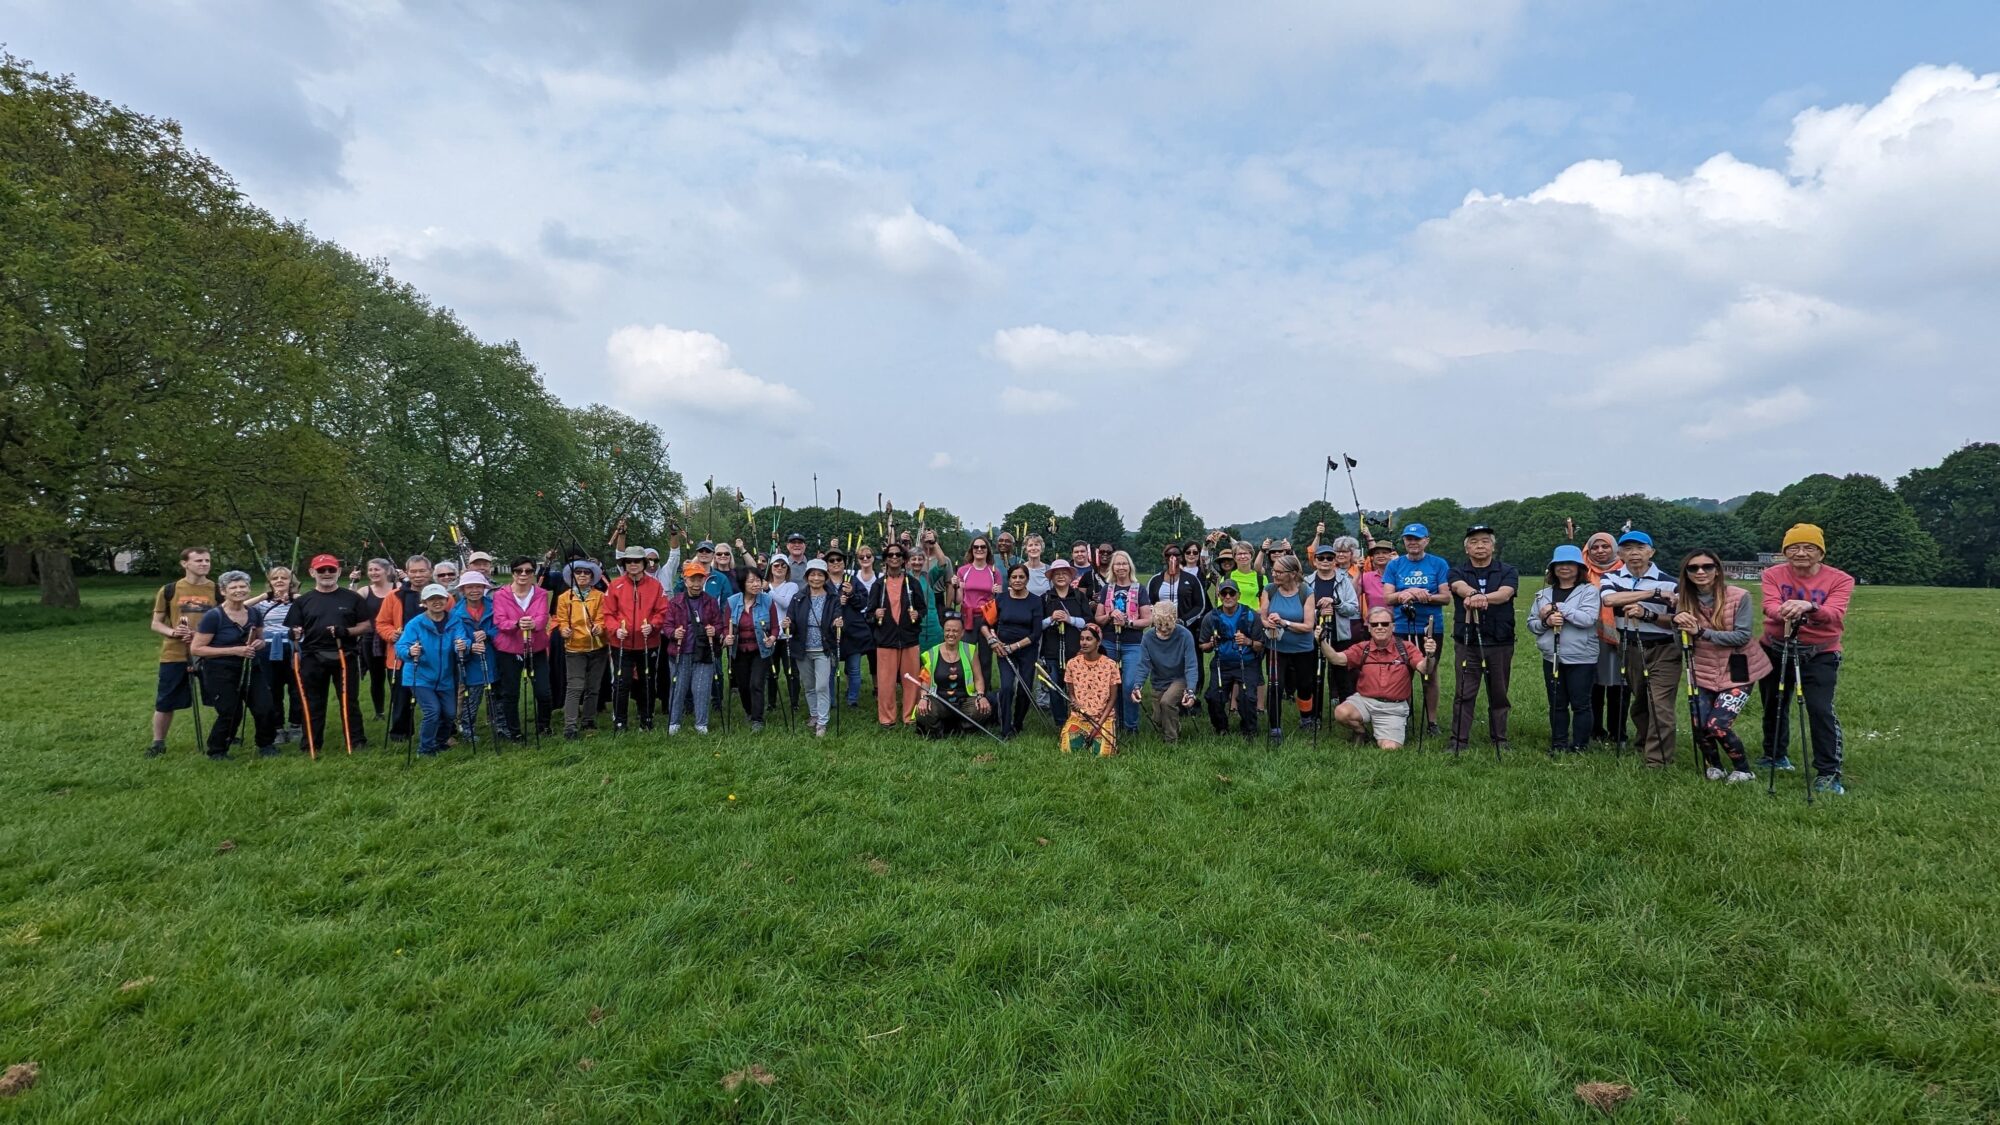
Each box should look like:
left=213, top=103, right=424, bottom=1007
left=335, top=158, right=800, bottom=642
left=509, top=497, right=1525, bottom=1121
left=1549, top=544, right=1586, bottom=567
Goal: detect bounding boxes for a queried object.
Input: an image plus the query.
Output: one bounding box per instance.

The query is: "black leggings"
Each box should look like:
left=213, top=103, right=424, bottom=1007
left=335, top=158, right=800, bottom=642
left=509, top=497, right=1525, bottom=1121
left=1543, top=660, right=1596, bottom=750
left=1269, top=650, right=1318, bottom=728
left=201, top=657, right=279, bottom=752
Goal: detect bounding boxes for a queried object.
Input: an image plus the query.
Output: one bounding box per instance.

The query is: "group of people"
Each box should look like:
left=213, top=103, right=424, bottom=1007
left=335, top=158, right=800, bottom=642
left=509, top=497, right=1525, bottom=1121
left=146, top=517, right=1853, bottom=793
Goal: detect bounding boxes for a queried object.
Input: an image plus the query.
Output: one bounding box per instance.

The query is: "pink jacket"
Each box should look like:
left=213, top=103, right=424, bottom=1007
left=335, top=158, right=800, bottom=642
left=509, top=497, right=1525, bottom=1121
left=490, top=584, right=552, bottom=656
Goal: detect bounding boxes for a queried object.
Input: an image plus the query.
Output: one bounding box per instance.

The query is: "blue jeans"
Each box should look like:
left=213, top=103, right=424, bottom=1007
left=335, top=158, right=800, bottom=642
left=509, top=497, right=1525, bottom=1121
left=458, top=682, right=487, bottom=740
left=1102, top=640, right=1144, bottom=732
left=412, top=684, right=456, bottom=753
left=842, top=651, right=865, bottom=705
left=670, top=655, right=716, bottom=728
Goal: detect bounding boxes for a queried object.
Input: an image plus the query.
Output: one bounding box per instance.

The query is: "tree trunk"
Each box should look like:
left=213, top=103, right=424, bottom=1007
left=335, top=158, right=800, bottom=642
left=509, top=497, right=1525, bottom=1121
left=3, top=542, right=33, bottom=586
left=37, top=547, right=80, bottom=608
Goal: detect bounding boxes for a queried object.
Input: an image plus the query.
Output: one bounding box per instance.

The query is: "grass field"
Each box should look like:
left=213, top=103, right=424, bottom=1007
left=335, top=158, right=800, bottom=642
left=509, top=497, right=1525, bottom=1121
left=2, top=578, right=1997, bottom=1122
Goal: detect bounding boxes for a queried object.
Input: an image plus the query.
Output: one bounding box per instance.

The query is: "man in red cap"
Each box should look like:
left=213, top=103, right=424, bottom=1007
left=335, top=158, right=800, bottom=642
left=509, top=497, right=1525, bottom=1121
left=289, top=552, right=375, bottom=754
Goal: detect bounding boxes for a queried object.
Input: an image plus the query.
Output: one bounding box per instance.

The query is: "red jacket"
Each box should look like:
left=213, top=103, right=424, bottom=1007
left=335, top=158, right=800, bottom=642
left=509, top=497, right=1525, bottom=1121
left=602, top=574, right=667, bottom=651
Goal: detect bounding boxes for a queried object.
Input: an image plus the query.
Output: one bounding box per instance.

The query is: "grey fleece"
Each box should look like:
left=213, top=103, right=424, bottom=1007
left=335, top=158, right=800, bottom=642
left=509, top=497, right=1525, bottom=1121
left=1693, top=591, right=1754, bottom=648
left=1139, top=624, right=1199, bottom=690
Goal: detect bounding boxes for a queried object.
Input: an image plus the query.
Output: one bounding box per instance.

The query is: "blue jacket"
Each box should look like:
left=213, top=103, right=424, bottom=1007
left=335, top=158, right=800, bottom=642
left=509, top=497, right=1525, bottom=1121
left=725, top=590, right=778, bottom=658
left=448, top=595, right=498, bottom=685
left=395, top=612, right=470, bottom=691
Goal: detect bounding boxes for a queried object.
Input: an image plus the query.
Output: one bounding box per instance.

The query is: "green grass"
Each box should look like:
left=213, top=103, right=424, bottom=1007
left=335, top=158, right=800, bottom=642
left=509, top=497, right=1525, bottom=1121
left=2, top=582, right=1997, bottom=1122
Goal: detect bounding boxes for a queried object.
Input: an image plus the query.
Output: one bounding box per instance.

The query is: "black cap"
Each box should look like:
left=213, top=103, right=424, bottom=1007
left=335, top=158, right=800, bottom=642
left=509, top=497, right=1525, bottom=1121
left=1466, top=524, right=1496, bottom=537
left=787, top=531, right=805, bottom=542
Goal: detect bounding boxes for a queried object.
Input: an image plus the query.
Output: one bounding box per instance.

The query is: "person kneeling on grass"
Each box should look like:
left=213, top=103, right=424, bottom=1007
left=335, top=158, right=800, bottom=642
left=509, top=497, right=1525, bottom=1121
left=394, top=584, right=466, bottom=756
left=915, top=615, right=994, bottom=739
left=1060, top=623, right=1120, bottom=756
left=1133, top=601, right=1198, bottom=744
left=1675, top=548, right=1768, bottom=784
left=1321, top=608, right=1436, bottom=749
left=1198, top=581, right=1266, bottom=738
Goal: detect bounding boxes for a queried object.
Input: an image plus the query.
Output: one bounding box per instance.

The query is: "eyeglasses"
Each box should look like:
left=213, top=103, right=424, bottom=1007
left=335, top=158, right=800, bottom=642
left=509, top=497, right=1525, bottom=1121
left=512, top=567, right=535, bottom=575
left=1687, top=563, right=1718, bottom=573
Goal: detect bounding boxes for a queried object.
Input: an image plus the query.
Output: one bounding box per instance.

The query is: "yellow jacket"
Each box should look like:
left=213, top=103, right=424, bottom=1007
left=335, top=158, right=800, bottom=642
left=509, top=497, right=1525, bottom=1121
left=553, top=588, right=607, bottom=653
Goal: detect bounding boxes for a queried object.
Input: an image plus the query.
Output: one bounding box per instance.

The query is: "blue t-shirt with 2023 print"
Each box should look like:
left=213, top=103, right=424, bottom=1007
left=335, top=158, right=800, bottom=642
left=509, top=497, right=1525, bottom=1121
left=1380, top=553, right=1452, bottom=637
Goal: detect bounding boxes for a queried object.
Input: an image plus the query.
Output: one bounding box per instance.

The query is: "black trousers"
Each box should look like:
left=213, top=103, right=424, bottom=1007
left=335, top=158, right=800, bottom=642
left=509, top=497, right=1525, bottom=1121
left=732, top=650, right=770, bottom=722
left=767, top=639, right=799, bottom=718
left=494, top=649, right=554, bottom=736
left=1543, top=660, right=1596, bottom=750
left=1269, top=649, right=1318, bottom=729
left=201, top=657, right=279, bottom=753
left=295, top=650, right=364, bottom=753
left=1329, top=639, right=1360, bottom=702
left=610, top=646, right=654, bottom=728
left=361, top=638, right=389, bottom=716
left=994, top=647, right=1037, bottom=736
left=1759, top=644, right=1844, bottom=777
left=1208, top=665, right=1260, bottom=733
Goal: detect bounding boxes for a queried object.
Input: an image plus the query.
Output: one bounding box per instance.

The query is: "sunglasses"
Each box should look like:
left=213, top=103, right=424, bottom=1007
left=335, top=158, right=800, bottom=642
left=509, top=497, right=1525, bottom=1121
left=885, top=552, right=906, bottom=560
left=1369, top=621, right=1395, bottom=628
left=921, top=539, right=936, bottom=545
left=314, top=567, right=338, bottom=575
left=1220, top=591, right=1239, bottom=598
left=973, top=544, right=989, bottom=550
left=512, top=567, right=535, bottom=575
left=1687, top=563, right=1719, bottom=573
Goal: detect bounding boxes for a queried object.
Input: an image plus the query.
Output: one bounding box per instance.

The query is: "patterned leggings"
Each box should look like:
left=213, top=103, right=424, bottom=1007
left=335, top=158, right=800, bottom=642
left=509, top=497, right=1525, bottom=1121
left=1693, top=687, right=1751, bottom=770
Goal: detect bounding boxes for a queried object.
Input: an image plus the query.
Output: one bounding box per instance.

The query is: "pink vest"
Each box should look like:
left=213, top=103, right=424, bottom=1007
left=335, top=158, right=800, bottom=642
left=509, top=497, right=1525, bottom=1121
left=1690, top=585, right=1771, bottom=691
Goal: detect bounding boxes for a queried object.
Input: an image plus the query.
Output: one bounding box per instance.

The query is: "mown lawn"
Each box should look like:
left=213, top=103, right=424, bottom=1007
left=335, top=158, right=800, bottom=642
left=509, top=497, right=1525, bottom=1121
left=1, top=580, right=1996, bottom=1122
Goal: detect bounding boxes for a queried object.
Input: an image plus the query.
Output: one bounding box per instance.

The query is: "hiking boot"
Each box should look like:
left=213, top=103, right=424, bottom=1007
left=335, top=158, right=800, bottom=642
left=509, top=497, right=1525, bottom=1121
left=257, top=745, right=281, bottom=757
left=1268, top=727, right=1284, bottom=746
left=1725, top=770, right=1757, bottom=783
left=1704, top=767, right=1725, bottom=781
left=1812, top=774, right=1845, bottom=795
left=146, top=741, right=166, bottom=758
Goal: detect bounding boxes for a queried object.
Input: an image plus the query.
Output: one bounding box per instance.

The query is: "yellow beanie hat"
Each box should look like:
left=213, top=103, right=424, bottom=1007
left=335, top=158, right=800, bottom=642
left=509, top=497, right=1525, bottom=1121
left=1783, top=523, right=1826, bottom=551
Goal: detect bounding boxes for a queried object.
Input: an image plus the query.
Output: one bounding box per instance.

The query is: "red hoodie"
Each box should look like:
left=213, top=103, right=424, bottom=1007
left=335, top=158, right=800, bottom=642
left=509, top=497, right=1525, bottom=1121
left=1761, top=563, right=1854, bottom=652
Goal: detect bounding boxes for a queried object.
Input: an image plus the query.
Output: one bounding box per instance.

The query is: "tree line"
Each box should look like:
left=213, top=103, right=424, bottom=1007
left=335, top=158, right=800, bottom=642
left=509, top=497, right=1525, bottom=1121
left=5, top=56, right=1993, bottom=603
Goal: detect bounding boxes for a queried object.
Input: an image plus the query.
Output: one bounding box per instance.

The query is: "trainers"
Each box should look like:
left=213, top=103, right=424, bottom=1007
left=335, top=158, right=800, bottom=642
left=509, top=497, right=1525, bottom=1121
left=1754, top=754, right=1777, bottom=770
left=814, top=724, right=827, bottom=738
left=563, top=729, right=578, bottom=741
left=668, top=724, right=681, bottom=735
left=751, top=721, right=765, bottom=732
left=1725, top=770, right=1757, bottom=783
left=257, top=745, right=281, bottom=757
left=146, top=741, right=166, bottom=758
left=695, top=725, right=710, bottom=735
left=1268, top=727, right=1284, bottom=745
left=1774, top=756, right=1796, bottom=771
left=1812, top=774, right=1845, bottom=795
left=1704, top=767, right=1725, bottom=781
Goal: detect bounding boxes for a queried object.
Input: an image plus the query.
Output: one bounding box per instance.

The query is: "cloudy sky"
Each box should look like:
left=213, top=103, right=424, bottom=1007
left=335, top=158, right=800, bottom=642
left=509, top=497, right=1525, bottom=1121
left=12, top=1, right=1999, bottom=527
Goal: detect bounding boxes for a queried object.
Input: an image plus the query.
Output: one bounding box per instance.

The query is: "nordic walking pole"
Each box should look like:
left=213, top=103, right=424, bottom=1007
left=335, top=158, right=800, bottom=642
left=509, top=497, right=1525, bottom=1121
left=290, top=649, right=317, bottom=760
left=1546, top=610, right=1563, bottom=762
left=1680, top=630, right=1703, bottom=774
left=1341, top=454, right=1367, bottom=537
left=335, top=637, right=355, bottom=755
left=1794, top=630, right=1815, bottom=807
left=833, top=615, right=844, bottom=736
left=1615, top=625, right=1633, bottom=761
left=905, top=672, right=1005, bottom=746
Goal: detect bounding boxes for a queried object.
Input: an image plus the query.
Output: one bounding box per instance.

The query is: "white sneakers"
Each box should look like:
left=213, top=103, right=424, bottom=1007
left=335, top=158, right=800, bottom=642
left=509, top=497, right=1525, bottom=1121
left=1725, top=770, right=1757, bottom=783
left=1705, top=767, right=1725, bottom=781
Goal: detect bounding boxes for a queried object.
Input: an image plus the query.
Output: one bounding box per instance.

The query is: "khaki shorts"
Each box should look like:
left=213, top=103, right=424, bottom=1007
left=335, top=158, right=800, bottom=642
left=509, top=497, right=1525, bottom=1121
left=1346, top=694, right=1410, bottom=744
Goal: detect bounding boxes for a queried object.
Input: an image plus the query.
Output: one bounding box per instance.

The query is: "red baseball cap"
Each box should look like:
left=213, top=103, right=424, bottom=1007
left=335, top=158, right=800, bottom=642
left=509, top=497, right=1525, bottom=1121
left=308, top=553, right=340, bottom=571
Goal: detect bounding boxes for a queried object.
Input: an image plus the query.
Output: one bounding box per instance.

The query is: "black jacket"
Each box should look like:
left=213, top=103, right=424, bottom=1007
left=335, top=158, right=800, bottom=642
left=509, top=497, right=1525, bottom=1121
left=864, top=571, right=927, bottom=648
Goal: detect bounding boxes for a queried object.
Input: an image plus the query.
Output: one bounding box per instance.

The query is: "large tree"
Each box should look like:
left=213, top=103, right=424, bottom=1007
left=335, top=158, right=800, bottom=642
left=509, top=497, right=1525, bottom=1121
left=1288, top=500, right=1345, bottom=550
left=1821, top=473, right=1941, bottom=585
left=1002, top=501, right=1058, bottom=545
left=1067, top=499, right=1127, bottom=554
left=1898, top=442, right=2000, bottom=587
left=0, top=56, right=349, bottom=604
left=1136, top=495, right=1203, bottom=562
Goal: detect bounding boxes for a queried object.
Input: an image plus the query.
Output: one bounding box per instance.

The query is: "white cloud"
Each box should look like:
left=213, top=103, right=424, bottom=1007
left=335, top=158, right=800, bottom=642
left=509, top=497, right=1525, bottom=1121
left=604, top=325, right=807, bottom=419
left=991, top=325, right=1186, bottom=374
left=864, top=205, right=985, bottom=280
left=998, top=386, right=1076, bottom=415
left=928, top=451, right=953, bottom=470
left=1683, top=386, right=1814, bottom=442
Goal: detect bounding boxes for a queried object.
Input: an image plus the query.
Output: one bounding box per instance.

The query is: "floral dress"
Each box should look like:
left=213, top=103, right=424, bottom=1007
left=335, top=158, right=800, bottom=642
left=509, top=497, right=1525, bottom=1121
left=1061, top=653, right=1121, bottom=756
